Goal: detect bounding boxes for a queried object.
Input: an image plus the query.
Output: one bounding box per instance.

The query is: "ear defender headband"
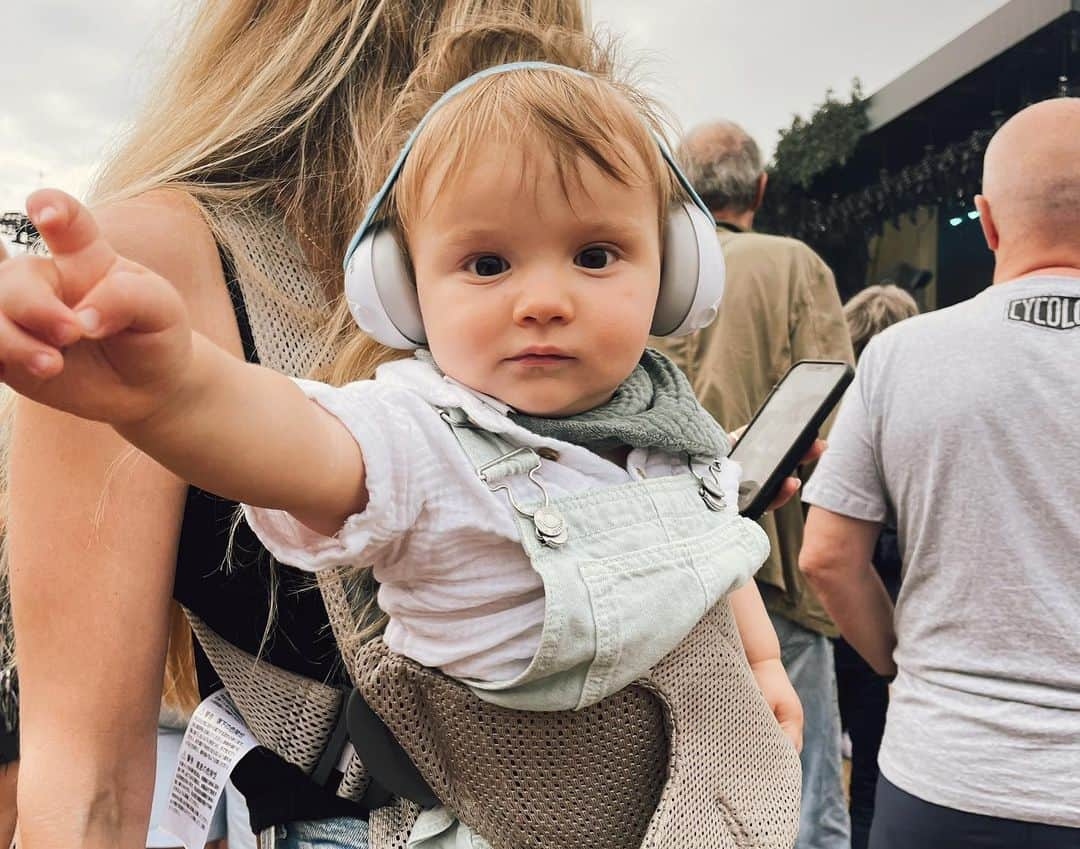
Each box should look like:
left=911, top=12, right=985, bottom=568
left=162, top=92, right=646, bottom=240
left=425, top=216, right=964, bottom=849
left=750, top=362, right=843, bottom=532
left=343, top=61, right=725, bottom=350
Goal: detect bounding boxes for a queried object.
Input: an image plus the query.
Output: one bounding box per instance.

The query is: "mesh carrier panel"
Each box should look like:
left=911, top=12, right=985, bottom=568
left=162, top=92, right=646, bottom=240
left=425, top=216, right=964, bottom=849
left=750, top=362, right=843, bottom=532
left=354, top=638, right=668, bottom=849
left=351, top=600, right=799, bottom=849
left=370, top=799, right=422, bottom=849
left=641, top=601, right=801, bottom=849
left=211, top=213, right=332, bottom=378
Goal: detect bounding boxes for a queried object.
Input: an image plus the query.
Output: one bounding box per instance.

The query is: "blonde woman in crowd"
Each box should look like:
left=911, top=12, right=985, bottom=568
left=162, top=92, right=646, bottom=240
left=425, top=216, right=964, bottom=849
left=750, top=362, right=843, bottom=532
left=844, top=284, right=919, bottom=359
left=2, top=3, right=586, bottom=848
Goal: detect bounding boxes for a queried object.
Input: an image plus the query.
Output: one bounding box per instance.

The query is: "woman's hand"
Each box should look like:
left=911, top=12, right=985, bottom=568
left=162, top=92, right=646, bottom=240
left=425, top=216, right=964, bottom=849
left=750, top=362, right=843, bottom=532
left=750, top=656, right=804, bottom=752
left=0, top=189, right=193, bottom=425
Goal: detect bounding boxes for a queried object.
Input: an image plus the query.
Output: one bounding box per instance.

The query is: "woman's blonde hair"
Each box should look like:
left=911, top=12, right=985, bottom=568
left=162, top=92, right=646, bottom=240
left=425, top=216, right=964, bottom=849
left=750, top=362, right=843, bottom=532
left=844, top=284, right=919, bottom=359
left=162, top=601, right=202, bottom=717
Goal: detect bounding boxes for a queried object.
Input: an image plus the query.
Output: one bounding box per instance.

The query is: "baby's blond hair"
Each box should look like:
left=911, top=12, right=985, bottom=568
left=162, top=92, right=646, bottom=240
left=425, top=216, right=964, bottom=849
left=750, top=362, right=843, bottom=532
left=394, top=66, right=677, bottom=240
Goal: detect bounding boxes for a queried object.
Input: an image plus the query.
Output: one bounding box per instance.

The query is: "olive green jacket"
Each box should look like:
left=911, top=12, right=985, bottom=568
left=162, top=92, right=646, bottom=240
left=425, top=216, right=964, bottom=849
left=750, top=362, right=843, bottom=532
left=655, top=228, right=854, bottom=637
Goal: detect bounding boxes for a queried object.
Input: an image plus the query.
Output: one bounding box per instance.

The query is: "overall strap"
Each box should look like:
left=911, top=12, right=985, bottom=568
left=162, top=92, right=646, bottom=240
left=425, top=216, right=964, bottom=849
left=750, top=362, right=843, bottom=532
left=436, top=408, right=523, bottom=471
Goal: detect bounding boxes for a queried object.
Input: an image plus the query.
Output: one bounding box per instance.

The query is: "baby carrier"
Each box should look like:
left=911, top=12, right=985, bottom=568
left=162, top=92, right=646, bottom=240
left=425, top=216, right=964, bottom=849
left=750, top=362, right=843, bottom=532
left=186, top=218, right=801, bottom=844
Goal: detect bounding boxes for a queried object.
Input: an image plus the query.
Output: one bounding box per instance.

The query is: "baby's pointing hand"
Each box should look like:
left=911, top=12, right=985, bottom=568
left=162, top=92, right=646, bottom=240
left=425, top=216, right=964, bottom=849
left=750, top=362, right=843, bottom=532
left=0, top=189, right=194, bottom=424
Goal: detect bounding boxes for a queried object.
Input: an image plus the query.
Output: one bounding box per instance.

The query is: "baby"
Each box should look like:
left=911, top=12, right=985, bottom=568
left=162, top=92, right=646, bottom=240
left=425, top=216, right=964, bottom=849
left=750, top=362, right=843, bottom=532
left=0, top=52, right=800, bottom=737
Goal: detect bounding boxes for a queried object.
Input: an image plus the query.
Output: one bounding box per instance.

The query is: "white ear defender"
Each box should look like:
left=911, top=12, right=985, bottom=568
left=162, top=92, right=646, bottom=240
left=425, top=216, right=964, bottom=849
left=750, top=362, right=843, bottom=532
left=343, top=61, right=725, bottom=350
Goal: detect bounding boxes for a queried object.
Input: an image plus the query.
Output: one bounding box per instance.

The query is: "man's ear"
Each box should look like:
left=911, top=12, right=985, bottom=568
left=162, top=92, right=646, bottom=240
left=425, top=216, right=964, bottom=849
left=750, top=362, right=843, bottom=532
left=753, top=172, right=768, bottom=211
left=974, top=195, right=998, bottom=251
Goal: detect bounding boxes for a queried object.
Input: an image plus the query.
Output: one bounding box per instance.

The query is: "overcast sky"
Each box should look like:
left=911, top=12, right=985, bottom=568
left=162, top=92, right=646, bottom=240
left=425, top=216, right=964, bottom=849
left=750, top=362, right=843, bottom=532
left=2, top=0, right=1009, bottom=218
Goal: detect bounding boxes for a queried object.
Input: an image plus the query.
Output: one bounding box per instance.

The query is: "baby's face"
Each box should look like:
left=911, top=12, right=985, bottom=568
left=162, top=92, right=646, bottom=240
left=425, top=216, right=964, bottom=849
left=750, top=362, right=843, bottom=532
left=408, top=139, right=662, bottom=416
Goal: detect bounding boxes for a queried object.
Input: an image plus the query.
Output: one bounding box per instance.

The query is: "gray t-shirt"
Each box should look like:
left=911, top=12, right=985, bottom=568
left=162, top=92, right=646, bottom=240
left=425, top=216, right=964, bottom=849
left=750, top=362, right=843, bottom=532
left=803, top=275, right=1080, bottom=826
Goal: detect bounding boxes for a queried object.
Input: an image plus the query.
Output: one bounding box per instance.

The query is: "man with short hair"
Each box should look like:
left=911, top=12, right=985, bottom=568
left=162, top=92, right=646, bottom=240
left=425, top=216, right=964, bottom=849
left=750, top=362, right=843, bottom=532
left=659, top=120, right=854, bottom=849
left=799, top=99, right=1080, bottom=848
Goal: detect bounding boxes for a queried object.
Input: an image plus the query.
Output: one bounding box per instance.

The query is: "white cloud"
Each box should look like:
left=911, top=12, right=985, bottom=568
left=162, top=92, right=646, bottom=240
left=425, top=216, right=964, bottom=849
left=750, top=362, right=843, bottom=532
left=1, top=0, right=186, bottom=210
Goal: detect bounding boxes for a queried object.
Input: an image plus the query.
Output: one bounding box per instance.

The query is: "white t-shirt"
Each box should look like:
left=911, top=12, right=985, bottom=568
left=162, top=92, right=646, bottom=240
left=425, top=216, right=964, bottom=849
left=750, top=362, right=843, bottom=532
left=244, top=356, right=740, bottom=684
left=803, top=277, right=1080, bottom=826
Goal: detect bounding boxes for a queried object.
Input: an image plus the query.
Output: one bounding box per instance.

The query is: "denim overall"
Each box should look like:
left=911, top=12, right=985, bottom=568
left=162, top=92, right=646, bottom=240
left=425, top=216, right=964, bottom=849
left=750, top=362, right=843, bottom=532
left=434, top=407, right=769, bottom=711
left=394, top=406, right=775, bottom=848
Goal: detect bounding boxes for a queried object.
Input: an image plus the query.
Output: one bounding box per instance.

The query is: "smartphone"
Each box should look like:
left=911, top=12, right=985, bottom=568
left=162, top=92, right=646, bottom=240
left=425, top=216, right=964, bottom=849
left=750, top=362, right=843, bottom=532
left=729, top=360, right=854, bottom=519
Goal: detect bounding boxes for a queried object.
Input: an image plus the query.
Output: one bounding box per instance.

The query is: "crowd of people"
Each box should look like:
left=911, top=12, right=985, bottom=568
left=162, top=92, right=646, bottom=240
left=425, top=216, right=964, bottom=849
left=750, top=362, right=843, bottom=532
left=0, top=2, right=1075, bottom=849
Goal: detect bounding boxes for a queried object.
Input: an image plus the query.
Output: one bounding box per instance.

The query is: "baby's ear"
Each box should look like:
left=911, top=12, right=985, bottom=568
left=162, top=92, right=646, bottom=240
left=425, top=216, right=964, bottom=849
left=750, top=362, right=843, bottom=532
left=26, top=189, right=119, bottom=304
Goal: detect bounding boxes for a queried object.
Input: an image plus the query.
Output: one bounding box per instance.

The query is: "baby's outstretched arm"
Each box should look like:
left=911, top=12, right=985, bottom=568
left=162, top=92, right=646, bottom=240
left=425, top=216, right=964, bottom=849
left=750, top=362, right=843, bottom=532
left=1, top=190, right=367, bottom=535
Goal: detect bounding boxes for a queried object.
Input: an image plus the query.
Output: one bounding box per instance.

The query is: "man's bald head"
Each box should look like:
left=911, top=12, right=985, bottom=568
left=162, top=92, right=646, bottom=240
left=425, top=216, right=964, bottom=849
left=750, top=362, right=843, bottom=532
left=980, top=98, right=1080, bottom=253
left=679, top=121, right=764, bottom=214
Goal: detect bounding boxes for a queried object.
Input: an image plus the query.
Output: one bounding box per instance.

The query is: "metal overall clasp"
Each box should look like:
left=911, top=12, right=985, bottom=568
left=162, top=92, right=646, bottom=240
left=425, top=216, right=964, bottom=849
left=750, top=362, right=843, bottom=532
left=478, top=447, right=569, bottom=548
left=437, top=407, right=568, bottom=547
left=690, top=456, right=728, bottom=512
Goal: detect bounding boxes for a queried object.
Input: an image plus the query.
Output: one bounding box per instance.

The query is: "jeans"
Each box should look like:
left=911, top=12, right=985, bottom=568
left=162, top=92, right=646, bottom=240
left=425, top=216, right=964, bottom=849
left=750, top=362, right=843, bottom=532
left=770, top=611, right=851, bottom=849
left=274, top=817, right=370, bottom=849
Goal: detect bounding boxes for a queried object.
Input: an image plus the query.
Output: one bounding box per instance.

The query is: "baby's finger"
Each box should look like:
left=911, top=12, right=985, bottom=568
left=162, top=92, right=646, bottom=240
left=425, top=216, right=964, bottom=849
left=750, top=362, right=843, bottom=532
left=0, top=257, right=81, bottom=347
left=0, top=312, right=64, bottom=381
left=25, top=189, right=120, bottom=303
left=72, top=268, right=185, bottom=339
left=0, top=241, right=9, bottom=263
left=779, top=719, right=803, bottom=753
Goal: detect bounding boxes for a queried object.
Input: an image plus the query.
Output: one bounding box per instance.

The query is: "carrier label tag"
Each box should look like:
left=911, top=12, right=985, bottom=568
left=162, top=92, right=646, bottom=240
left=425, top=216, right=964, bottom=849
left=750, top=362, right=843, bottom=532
left=161, top=690, right=258, bottom=849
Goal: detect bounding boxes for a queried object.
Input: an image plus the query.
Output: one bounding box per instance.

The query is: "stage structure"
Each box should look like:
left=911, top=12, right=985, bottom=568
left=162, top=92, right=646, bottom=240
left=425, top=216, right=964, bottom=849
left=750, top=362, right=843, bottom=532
left=765, top=0, right=1080, bottom=310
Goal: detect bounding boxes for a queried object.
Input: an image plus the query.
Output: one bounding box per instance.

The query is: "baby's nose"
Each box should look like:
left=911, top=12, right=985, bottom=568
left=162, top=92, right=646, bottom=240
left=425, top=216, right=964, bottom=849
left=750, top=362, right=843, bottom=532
left=512, top=280, right=575, bottom=325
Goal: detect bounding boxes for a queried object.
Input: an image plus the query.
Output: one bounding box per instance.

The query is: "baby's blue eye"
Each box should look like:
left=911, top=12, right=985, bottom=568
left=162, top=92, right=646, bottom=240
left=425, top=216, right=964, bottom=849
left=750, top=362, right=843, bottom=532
left=468, top=255, right=509, bottom=276
left=574, top=246, right=614, bottom=269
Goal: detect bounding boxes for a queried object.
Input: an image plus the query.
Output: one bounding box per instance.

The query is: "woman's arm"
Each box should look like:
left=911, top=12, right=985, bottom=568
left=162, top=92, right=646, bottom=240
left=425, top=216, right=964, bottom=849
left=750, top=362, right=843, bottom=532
left=9, top=190, right=244, bottom=849
left=729, top=580, right=803, bottom=751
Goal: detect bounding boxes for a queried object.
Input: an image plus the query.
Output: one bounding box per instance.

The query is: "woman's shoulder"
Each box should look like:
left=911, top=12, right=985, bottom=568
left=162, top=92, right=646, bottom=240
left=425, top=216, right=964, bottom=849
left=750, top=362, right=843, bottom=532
left=92, top=189, right=248, bottom=345
left=93, top=189, right=224, bottom=305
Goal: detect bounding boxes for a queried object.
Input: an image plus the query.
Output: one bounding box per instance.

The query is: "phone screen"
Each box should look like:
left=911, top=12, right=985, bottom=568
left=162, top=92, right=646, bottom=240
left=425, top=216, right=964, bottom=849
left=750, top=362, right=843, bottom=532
left=729, top=361, right=852, bottom=516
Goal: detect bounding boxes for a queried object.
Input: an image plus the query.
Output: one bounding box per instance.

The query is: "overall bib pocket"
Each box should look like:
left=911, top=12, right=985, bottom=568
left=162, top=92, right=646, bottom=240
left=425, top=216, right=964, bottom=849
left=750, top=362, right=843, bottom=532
left=578, top=515, right=769, bottom=708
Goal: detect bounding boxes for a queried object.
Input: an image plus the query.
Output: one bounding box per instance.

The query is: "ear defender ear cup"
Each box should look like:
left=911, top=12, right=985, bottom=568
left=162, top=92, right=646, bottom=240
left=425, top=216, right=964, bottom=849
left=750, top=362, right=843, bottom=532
left=651, top=201, right=726, bottom=337
left=345, top=226, right=426, bottom=349
left=346, top=200, right=726, bottom=348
